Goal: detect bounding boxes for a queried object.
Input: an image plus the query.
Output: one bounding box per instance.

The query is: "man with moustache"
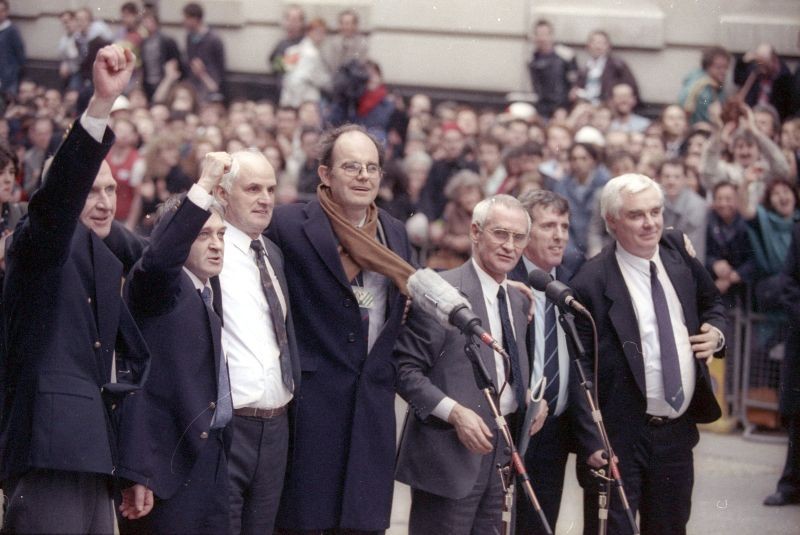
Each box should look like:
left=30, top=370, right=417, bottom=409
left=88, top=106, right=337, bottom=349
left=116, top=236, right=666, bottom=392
left=509, top=189, right=575, bottom=534
left=268, top=124, right=413, bottom=533
left=215, top=150, right=301, bottom=533
left=115, top=152, right=232, bottom=533
left=569, top=174, right=726, bottom=535
left=1, top=45, right=150, bottom=533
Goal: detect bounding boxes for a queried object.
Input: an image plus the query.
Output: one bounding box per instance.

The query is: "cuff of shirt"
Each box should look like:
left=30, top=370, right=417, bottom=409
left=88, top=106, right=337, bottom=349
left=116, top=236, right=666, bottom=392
left=186, top=183, right=215, bottom=210
left=80, top=112, right=108, bottom=143
left=430, top=397, right=456, bottom=423
left=711, top=326, right=725, bottom=352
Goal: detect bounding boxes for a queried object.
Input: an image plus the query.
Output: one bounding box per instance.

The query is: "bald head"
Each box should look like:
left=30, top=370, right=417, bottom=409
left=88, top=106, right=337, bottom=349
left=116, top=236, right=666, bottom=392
left=216, top=150, right=277, bottom=238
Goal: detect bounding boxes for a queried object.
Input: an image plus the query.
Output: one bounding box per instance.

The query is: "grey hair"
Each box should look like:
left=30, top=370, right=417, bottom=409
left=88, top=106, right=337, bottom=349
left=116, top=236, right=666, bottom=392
left=471, top=194, right=531, bottom=233
left=402, top=150, right=432, bottom=174
left=600, top=173, right=663, bottom=238
left=444, top=169, right=482, bottom=200
left=219, top=149, right=271, bottom=193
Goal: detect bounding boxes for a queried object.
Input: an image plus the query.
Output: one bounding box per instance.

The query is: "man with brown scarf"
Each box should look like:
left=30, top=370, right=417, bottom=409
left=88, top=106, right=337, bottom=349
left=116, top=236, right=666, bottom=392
left=268, top=124, right=413, bottom=534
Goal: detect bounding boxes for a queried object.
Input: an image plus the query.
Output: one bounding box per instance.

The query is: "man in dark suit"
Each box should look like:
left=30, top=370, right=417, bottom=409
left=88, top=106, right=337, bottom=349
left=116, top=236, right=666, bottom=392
left=0, top=45, right=150, bottom=533
left=395, top=194, right=544, bottom=534
left=268, top=124, right=413, bottom=533
left=214, top=150, right=301, bottom=534
left=509, top=189, right=574, bottom=534
left=569, top=173, right=726, bottom=535
left=763, top=222, right=800, bottom=506
left=115, top=152, right=233, bottom=532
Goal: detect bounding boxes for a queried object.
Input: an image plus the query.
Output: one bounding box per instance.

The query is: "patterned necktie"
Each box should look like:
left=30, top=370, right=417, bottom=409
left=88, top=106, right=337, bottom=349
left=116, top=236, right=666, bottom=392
left=542, top=300, right=560, bottom=411
left=649, top=261, right=684, bottom=411
left=250, top=239, right=294, bottom=392
left=497, top=286, right=527, bottom=412
left=200, top=287, right=233, bottom=429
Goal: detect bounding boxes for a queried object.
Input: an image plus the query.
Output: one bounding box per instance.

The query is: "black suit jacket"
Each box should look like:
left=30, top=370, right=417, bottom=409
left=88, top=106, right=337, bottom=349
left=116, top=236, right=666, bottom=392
left=0, top=121, right=150, bottom=480
left=568, top=230, right=726, bottom=459
left=116, top=197, right=231, bottom=499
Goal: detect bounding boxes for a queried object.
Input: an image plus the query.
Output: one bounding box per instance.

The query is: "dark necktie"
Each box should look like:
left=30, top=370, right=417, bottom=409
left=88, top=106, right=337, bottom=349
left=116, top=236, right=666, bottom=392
left=250, top=239, right=294, bottom=392
left=497, top=286, right=527, bottom=412
left=200, top=287, right=233, bottom=429
left=649, top=261, right=684, bottom=411
left=542, top=300, right=560, bottom=411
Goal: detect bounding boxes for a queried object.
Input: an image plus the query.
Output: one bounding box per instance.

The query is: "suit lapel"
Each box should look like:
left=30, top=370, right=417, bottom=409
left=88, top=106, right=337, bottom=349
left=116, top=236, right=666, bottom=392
left=603, top=248, right=647, bottom=396
left=302, top=200, right=352, bottom=292
left=90, top=232, right=122, bottom=383
left=459, top=262, right=498, bottom=388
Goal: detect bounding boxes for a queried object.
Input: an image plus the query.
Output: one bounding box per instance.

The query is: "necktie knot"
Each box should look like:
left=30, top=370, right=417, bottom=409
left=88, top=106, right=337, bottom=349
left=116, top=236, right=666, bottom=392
left=200, top=286, right=213, bottom=308
left=250, top=239, right=265, bottom=256
left=650, top=261, right=658, bottom=278
left=497, top=286, right=506, bottom=301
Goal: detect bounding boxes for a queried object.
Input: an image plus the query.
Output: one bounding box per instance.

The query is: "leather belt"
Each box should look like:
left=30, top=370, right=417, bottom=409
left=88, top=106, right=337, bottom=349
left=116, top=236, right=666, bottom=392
left=234, top=405, right=288, bottom=419
left=645, top=414, right=677, bottom=427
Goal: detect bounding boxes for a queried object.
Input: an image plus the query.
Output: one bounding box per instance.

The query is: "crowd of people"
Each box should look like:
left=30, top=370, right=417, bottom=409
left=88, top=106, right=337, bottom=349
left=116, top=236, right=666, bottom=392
left=1, top=0, right=800, bottom=533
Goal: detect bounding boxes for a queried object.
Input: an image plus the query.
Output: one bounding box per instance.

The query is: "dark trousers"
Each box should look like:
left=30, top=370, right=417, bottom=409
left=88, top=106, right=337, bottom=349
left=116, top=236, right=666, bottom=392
left=229, top=411, right=289, bottom=535
left=3, top=469, right=114, bottom=534
left=119, top=429, right=229, bottom=534
left=275, top=529, right=383, bottom=535
left=776, top=416, right=800, bottom=497
left=579, top=416, right=698, bottom=535
left=408, top=435, right=510, bottom=535
left=515, top=414, right=571, bottom=535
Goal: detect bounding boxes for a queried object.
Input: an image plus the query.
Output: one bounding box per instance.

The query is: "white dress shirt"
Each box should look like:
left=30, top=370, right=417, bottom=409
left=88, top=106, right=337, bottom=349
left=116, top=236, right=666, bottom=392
left=615, top=244, right=695, bottom=417
left=220, top=223, right=292, bottom=410
left=432, top=259, right=518, bottom=421
left=522, top=256, right=569, bottom=417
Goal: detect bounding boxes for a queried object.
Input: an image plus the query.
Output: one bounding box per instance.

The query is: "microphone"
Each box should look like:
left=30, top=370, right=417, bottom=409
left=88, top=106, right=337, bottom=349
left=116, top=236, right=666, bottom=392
left=407, top=269, right=507, bottom=357
left=528, top=269, right=589, bottom=315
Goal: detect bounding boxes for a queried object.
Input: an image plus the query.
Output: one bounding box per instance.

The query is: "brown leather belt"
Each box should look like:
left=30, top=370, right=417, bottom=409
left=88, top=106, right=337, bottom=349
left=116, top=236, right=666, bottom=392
left=234, top=405, right=288, bottom=419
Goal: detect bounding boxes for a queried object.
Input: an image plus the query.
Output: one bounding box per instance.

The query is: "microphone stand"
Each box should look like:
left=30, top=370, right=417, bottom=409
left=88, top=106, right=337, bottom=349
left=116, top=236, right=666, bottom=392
left=558, top=311, right=639, bottom=535
left=462, top=335, right=553, bottom=535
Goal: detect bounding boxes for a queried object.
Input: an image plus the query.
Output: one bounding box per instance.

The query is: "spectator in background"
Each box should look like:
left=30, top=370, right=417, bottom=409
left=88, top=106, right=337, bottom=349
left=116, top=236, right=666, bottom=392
left=752, top=103, right=781, bottom=143
left=0, top=141, right=26, bottom=249
left=419, top=122, right=479, bottom=221
left=56, top=10, right=81, bottom=91
left=478, top=135, right=506, bottom=195
left=115, top=2, right=144, bottom=58
left=540, top=122, right=572, bottom=182
left=706, top=181, right=755, bottom=301
left=552, top=142, right=610, bottom=265
left=658, top=158, right=708, bottom=263
left=679, top=46, right=730, bottom=125
left=701, top=104, right=791, bottom=193
left=74, top=7, right=114, bottom=88
left=735, top=43, right=794, bottom=121
left=322, top=9, right=368, bottom=74
left=0, top=0, right=25, bottom=97
left=22, top=117, right=55, bottom=198
left=574, top=30, right=639, bottom=106
left=426, top=169, right=483, bottom=270
left=105, top=118, right=144, bottom=229
left=661, top=104, right=689, bottom=158
left=140, top=9, right=183, bottom=101
left=608, top=83, right=650, bottom=134
left=183, top=2, right=225, bottom=103
left=350, top=61, right=394, bottom=143
left=292, top=126, right=322, bottom=200
left=527, top=19, right=577, bottom=119
left=269, top=4, right=305, bottom=80
left=279, top=18, right=331, bottom=108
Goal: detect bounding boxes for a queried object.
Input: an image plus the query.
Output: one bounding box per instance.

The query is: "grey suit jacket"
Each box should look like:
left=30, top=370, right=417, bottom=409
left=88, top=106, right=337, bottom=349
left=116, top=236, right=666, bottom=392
left=394, top=260, right=530, bottom=500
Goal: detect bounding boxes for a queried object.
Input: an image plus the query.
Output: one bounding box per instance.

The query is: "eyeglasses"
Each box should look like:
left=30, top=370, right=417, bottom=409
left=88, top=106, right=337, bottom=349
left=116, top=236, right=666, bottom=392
left=339, top=161, right=382, bottom=178
left=482, top=227, right=529, bottom=247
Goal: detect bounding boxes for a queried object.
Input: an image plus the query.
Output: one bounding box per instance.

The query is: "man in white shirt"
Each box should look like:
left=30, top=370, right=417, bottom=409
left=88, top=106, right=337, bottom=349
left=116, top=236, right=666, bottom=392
left=569, top=173, right=726, bottom=535
left=509, top=190, right=574, bottom=534
left=214, top=150, right=299, bottom=534
left=395, top=195, right=546, bottom=534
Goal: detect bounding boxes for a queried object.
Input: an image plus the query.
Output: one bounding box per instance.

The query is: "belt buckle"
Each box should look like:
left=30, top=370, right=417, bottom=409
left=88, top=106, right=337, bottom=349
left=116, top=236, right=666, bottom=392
left=647, top=415, right=668, bottom=427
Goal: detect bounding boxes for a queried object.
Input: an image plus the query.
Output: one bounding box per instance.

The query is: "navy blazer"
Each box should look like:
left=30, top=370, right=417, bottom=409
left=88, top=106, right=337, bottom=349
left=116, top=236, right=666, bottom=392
left=0, top=121, right=150, bottom=480
left=116, top=197, right=231, bottom=499
left=568, top=230, right=726, bottom=459
left=267, top=200, right=411, bottom=531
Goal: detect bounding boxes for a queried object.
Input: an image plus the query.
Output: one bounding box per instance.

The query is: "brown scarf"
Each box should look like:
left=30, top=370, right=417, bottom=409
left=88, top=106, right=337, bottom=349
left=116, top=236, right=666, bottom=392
left=317, top=184, right=415, bottom=296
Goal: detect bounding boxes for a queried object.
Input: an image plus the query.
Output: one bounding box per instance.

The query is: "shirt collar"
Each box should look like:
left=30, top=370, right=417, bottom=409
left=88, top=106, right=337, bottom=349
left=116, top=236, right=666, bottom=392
left=471, top=258, right=507, bottom=305
left=183, top=266, right=210, bottom=293
left=615, top=242, right=661, bottom=277
left=225, top=221, right=264, bottom=256
left=0, top=21, right=11, bottom=32
left=522, top=255, right=556, bottom=281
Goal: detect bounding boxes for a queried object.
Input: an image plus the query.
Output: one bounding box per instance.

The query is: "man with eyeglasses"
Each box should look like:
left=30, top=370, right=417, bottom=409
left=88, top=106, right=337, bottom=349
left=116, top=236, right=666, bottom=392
left=267, top=124, right=413, bottom=534
left=395, top=194, right=547, bottom=534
